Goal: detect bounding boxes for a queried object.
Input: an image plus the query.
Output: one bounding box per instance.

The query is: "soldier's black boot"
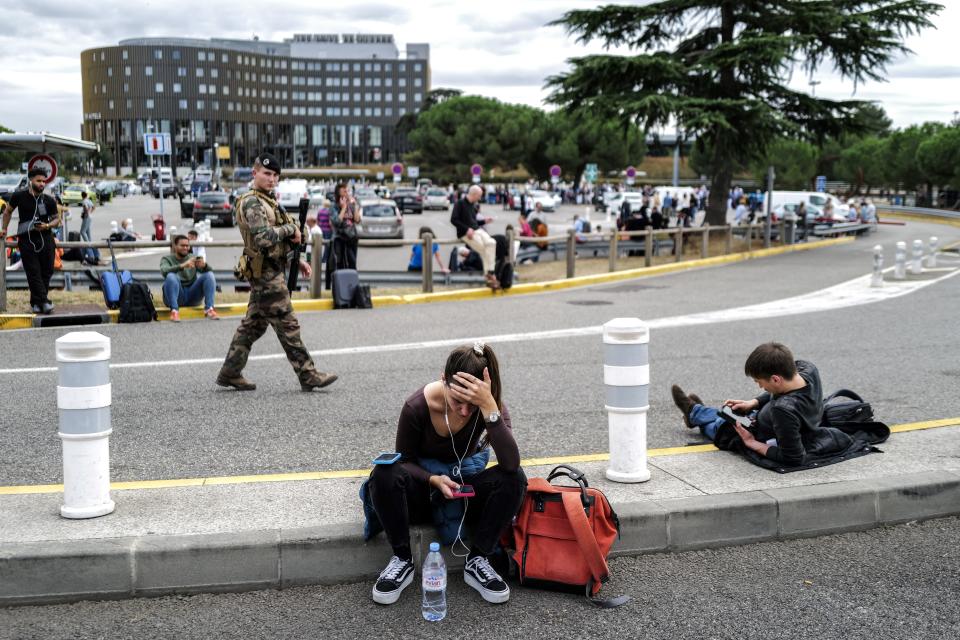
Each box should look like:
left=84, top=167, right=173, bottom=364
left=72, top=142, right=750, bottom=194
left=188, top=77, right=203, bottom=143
left=301, top=372, right=338, bottom=392
left=216, top=373, right=257, bottom=391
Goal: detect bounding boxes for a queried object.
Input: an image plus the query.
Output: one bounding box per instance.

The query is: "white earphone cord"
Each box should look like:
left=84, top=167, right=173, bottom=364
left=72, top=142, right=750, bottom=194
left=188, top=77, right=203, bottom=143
left=444, top=385, right=480, bottom=558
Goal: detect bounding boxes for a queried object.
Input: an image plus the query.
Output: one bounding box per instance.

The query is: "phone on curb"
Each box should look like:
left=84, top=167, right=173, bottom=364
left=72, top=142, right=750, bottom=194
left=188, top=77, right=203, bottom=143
left=720, top=405, right=752, bottom=428
left=372, top=452, right=401, bottom=465
left=451, top=484, right=475, bottom=498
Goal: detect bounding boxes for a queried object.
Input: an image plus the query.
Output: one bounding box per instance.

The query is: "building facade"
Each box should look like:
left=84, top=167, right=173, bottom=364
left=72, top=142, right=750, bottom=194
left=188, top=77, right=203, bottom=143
left=80, top=34, right=430, bottom=175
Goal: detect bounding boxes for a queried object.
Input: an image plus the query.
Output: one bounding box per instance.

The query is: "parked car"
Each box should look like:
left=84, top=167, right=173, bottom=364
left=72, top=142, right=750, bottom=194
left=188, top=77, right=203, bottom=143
left=392, top=186, right=423, bottom=213
left=193, top=191, right=235, bottom=226
left=424, top=188, right=450, bottom=211
left=61, top=184, right=88, bottom=206
left=356, top=199, right=403, bottom=241
left=231, top=168, right=253, bottom=184
left=0, top=173, right=26, bottom=197
left=151, top=176, right=178, bottom=199
left=605, top=191, right=645, bottom=217
left=276, top=179, right=309, bottom=211
left=354, top=187, right=379, bottom=202
left=526, top=190, right=558, bottom=212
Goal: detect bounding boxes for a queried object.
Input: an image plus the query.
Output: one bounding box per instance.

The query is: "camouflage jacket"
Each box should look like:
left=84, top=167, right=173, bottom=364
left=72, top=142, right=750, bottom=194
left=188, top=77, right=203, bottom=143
left=235, top=188, right=298, bottom=265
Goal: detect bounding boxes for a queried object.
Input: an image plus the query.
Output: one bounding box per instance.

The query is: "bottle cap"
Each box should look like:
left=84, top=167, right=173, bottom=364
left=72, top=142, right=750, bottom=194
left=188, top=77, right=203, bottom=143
left=429, top=542, right=440, bottom=552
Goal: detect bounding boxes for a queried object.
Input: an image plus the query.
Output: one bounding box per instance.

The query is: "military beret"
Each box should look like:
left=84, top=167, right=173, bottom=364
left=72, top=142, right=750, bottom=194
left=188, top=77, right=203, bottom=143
left=257, top=153, right=282, bottom=175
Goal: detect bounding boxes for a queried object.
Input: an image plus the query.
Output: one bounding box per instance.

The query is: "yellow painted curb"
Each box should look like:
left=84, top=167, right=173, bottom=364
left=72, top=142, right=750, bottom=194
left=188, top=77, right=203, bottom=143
left=0, top=236, right=855, bottom=329
left=2, top=415, right=954, bottom=496
left=879, top=210, right=960, bottom=229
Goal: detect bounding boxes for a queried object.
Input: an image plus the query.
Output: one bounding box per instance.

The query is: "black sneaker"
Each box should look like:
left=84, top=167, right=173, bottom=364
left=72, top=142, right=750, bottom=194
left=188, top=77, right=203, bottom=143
left=372, top=556, right=414, bottom=605
left=464, top=555, right=510, bottom=604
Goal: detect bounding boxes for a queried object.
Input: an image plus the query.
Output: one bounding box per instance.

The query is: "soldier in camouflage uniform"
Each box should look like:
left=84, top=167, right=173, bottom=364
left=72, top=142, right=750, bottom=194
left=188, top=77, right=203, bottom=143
left=217, top=153, right=337, bottom=392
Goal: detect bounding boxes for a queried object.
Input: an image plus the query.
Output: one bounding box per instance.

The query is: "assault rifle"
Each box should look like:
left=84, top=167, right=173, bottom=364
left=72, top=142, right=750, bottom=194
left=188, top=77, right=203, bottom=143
left=286, top=196, right=310, bottom=293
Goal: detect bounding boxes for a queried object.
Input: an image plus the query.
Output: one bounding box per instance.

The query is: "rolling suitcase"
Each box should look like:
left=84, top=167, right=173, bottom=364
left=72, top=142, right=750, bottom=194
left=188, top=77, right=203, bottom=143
left=332, top=268, right=360, bottom=309
left=99, top=239, right=133, bottom=309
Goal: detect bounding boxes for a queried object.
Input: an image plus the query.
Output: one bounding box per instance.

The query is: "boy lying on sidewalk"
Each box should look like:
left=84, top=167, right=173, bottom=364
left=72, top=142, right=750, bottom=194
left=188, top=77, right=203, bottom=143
left=671, top=342, right=888, bottom=472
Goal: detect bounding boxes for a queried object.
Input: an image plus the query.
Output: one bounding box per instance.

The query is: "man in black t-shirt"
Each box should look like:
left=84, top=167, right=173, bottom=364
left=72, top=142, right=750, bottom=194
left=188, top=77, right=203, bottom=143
left=1, top=168, right=62, bottom=313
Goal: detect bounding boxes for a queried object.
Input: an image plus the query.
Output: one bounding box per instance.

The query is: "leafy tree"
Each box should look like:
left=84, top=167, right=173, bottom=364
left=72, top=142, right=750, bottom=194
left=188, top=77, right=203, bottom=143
left=886, top=122, right=946, bottom=193
left=0, top=123, right=24, bottom=172
left=529, top=110, right=646, bottom=182
left=396, top=88, right=463, bottom=138
left=835, top=136, right=890, bottom=193
left=750, top=138, right=819, bottom=190
left=546, top=1, right=942, bottom=225
left=408, top=96, right=545, bottom=177
left=916, top=126, right=960, bottom=189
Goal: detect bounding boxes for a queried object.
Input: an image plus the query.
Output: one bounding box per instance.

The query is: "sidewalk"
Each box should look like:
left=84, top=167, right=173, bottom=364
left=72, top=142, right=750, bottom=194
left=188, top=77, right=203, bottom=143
left=2, top=419, right=958, bottom=606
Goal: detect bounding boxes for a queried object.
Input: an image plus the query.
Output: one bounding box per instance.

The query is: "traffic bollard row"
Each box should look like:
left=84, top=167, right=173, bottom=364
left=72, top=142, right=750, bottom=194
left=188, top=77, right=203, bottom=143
left=56, top=331, right=115, bottom=519
left=603, top=318, right=651, bottom=483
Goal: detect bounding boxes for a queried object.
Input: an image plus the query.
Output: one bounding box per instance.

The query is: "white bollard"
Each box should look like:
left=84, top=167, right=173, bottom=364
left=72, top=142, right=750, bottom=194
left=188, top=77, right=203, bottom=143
left=56, top=332, right=115, bottom=519
left=910, top=239, right=923, bottom=275
left=927, top=236, right=939, bottom=268
left=894, top=241, right=907, bottom=280
left=870, top=244, right=884, bottom=288
left=603, top=318, right=651, bottom=483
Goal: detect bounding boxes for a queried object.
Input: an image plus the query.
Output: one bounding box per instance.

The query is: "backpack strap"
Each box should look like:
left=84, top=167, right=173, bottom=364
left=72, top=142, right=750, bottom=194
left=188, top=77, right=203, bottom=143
left=825, top=389, right=864, bottom=403
left=560, top=491, right=629, bottom=608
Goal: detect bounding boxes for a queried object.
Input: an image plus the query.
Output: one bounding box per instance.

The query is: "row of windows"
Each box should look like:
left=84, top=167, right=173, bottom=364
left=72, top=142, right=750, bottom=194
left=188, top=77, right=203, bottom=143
left=112, top=66, right=422, bottom=84
left=93, top=82, right=423, bottom=104
left=117, top=99, right=412, bottom=118
left=97, top=48, right=424, bottom=73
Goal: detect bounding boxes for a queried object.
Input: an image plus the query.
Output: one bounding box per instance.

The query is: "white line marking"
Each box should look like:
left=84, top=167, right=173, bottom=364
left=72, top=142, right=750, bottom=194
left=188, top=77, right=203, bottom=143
left=2, top=267, right=957, bottom=375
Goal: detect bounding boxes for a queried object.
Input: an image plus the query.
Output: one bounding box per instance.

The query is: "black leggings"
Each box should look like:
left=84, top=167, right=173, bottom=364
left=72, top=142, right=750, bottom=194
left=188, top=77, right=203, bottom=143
left=369, top=462, right=527, bottom=560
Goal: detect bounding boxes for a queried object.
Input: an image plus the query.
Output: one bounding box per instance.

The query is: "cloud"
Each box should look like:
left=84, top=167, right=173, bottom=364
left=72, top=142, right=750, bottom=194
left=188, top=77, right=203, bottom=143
left=888, top=63, right=960, bottom=79
left=436, top=67, right=560, bottom=88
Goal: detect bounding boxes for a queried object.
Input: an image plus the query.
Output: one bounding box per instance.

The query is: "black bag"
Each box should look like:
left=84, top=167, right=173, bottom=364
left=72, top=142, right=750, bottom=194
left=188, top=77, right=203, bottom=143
left=62, top=231, right=84, bottom=262
left=118, top=281, right=158, bottom=323
left=497, top=260, right=514, bottom=290
left=822, top=389, right=874, bottom=426
left=351, top=284, right=373, bottom=309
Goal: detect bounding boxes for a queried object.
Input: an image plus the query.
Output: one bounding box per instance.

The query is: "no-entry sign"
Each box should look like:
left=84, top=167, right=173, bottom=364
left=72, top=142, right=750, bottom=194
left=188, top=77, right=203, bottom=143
left=27, top=154, right=58, bottom=184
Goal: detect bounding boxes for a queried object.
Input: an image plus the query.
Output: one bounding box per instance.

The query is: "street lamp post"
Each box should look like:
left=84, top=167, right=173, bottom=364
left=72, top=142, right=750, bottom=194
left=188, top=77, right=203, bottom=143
left=809, top=80, right=821, bottom=96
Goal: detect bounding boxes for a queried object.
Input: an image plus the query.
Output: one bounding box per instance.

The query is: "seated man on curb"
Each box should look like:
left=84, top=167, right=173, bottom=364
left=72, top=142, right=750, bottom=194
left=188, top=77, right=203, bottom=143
left=671, top=342, right=840, bottom=468
left=159, top=234, right=219, bottom=322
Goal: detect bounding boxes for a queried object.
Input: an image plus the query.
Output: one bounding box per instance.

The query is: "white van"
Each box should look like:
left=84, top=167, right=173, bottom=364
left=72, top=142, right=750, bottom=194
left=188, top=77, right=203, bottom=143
left=276, top=179, right=309, bottom=210
left=767, top=191, right=848, bottom=222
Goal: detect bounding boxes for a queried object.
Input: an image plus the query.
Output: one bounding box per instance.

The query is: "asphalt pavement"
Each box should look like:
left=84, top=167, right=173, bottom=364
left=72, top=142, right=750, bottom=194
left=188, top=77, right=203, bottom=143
left=2, top=516, right=956, bottom=639
left=0, top=218, right=958, bottom=486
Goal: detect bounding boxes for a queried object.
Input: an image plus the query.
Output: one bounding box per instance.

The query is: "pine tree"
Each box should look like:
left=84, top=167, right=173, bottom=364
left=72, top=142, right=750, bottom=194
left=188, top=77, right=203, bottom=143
left=547, top=1, right=942, bottom=225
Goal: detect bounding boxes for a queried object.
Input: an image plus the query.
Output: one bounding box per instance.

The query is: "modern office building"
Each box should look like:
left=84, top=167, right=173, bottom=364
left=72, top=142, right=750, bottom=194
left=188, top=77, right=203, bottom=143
left=80, top=34, right=430, bottom=175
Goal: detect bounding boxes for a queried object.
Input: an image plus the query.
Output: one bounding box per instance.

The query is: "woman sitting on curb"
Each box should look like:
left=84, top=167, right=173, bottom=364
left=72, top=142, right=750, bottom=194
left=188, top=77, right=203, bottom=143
left=362, top=342, right=526, bottom=606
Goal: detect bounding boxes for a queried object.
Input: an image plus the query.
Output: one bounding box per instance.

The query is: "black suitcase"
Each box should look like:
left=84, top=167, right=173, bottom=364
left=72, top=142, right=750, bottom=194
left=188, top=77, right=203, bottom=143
left=332, top=268, right=360, bottom=309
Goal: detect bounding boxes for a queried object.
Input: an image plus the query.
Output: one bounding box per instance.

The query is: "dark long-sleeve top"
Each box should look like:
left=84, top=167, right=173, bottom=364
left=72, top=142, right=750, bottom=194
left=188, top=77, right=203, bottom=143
left=450, top=197, right=478, bottom=238
left=754, top=360, right=824, bottom=465
left=395, top=386, right=520, bottom=483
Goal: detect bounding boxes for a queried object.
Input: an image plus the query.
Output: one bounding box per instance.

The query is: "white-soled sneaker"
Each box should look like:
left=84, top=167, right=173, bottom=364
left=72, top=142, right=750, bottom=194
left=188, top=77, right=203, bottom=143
left=464, top=555, right=510, bottom=604
left=372, top=556, right=415, bottom=605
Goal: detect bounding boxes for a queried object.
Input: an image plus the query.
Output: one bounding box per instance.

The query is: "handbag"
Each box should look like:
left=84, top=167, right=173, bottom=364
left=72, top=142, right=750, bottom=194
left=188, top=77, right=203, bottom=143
left=503, top=464, right=628, bottom=608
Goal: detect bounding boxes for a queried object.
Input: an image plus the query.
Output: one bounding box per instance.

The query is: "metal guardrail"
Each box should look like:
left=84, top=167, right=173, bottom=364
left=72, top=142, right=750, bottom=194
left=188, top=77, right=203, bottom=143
left=878, top=205, right=960, bottom=220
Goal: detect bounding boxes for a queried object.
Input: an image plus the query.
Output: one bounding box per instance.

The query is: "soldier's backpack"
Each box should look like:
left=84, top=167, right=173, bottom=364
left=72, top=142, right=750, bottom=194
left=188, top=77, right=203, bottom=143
left=118, top=281, right=157, bottom=323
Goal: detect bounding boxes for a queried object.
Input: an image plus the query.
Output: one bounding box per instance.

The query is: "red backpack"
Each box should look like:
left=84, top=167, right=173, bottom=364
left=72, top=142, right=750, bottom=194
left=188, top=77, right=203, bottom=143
left=503, top=465, right=628, bottom=607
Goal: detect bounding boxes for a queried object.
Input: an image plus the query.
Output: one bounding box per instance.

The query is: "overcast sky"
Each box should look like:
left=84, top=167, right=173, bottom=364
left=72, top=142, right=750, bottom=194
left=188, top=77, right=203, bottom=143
left=2, top=0, right=958, bottom=137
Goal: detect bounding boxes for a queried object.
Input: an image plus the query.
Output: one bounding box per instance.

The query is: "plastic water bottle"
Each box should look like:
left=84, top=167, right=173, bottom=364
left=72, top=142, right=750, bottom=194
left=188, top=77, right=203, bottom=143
left=421, top=542, right=447, bottom=622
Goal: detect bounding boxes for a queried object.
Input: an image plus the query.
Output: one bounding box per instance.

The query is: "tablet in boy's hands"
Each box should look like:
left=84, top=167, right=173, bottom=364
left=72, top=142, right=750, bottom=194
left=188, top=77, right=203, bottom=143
left=720, top=405, right=752, bottom=428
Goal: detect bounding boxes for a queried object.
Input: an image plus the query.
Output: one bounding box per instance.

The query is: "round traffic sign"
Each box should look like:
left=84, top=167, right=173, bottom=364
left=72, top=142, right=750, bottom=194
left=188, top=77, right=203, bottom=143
left=470, top=163, right=483, bottom=176
left=391, top=162, right=404, bottom=175
left=625, top=166, right=637, bottom=178
left=549, top=164, right=562, bottom=177
left=28, top=154, right=58, bottom=184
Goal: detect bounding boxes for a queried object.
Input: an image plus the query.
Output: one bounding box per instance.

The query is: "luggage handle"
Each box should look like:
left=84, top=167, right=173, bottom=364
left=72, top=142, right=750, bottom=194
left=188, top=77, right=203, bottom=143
left=561, top=492, right=629, bottom=608
left=106, top=238, right=119, bottom=274
left=547, top=464, right=590, bottom=509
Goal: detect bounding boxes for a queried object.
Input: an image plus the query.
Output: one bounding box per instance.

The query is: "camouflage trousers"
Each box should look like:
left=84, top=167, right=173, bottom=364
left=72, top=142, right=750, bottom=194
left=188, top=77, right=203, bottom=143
left=220, top=269, right=318, bottom=382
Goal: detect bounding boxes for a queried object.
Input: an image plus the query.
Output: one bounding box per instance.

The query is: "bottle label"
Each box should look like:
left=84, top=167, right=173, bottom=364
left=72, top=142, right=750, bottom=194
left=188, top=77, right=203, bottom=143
left=423, top=575, right=446, bottom=590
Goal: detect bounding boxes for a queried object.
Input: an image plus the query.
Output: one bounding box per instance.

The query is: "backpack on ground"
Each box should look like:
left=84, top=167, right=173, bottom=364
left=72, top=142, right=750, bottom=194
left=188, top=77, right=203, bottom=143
left=62, top=231, right=84, bottom=262
left=821, top=389, right=874, bottom=426
left=99, top=240, right=133, bottom=309
left=502, top=465, right=628, bottom=608
left=118, top=281, right=157, bottom=323
left=351, top=283, right=373, bottom=309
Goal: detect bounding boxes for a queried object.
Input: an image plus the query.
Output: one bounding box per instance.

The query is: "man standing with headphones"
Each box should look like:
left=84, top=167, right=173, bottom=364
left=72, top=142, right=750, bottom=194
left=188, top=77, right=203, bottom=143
left=0, top=168, right=61, bottom=313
